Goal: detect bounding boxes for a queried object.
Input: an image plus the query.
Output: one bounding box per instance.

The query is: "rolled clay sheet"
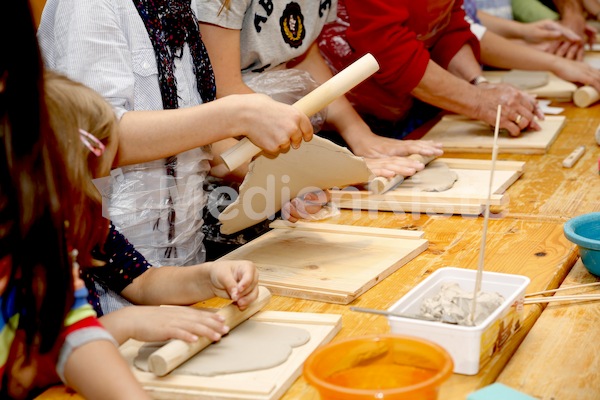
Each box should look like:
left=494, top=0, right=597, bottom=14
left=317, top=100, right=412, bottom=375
left=573, top=86, right=600, bottom=108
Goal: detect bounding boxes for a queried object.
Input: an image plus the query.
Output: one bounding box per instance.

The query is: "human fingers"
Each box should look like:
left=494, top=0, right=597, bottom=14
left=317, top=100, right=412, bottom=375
left=136, top=307, right=229, bottom=343
left=553, top=22, right=582, bottom=42
left=234, top=283, right=259, bottom=310
left=399, top=140, right=444, bottom=157
left=289, top=114, right=313, bottom=150
left=553, top=41, right=572, bottom=58
left=364, top=157, right=424, bottom=178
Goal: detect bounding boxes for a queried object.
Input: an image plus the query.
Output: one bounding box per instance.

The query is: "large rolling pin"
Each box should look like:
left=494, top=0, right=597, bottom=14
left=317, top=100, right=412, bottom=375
left=573, top=86, right=600, bottom=108
left=369, top=154, right=437, bottom=194
left=220, top=53, right=380, bottom=171
left=148, top=286, right=272, bottom=377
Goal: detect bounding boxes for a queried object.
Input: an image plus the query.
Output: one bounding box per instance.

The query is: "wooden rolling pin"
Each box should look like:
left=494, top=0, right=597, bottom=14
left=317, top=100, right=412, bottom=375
left=220, top=53, right=380, bottom=171
left=573, top=86, right=600, bottom=108
left=148, top=286, right=272, bottom=377
left=369, top=154, right=437, bottom=194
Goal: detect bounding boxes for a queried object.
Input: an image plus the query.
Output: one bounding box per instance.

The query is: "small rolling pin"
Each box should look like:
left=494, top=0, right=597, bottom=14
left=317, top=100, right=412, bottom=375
left=573, top=86, right=600, bottom=108
left=148, top=286, right=272, bottom=377
left=369, top=154, right=437, bottom=194
left=220, top=53, right=380, bottom=171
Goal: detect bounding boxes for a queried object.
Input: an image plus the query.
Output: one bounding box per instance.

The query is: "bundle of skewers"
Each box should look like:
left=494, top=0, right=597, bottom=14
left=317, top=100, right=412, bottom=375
left=524, top=282, right=600, bottom=304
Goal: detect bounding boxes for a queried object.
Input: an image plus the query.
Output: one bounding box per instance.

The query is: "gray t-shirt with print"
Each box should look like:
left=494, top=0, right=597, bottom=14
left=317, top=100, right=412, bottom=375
left=197, top=0, right=338, bottom=78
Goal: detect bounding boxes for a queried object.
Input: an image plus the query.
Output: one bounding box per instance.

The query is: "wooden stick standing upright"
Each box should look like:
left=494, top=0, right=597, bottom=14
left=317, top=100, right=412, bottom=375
left=469, top=105, right=502, bottom=325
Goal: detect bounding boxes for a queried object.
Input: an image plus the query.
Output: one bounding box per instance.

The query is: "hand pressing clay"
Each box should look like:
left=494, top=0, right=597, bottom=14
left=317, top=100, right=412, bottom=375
left=134, top=321, right=310, bottom=376
left=420, top=282, right=504, bottom=326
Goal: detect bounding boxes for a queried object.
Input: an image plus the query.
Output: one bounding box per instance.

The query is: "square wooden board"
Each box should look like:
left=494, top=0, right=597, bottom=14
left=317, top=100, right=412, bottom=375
left=482, top=70, right=576, bottom=101
left=420, top=115, right=565, bottom=154
left=217, top=221, right=428, bottom=304
left=120, top=311, right=342, bottom=400
left=331, top=158, right=526, bottom=215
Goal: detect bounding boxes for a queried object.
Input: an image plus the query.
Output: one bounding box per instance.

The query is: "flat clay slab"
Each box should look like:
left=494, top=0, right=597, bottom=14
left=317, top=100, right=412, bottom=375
left=483, top=71, right=576, bottom=101
left=218, top=135, right=372, bottom=235
left=120, top=311, right=342, bottom=400
left=501, top=70, right=549, bottom=90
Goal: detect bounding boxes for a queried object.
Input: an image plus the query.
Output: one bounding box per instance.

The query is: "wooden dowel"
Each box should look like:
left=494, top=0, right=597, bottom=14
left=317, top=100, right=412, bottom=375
left=148, top=286, right=272, bottom=377
left=220, top=53, right=380, bottom=171
left=526, top=281, right=600, bottom=297
left=573, top=86, right=600, bottom=108
left=524, top=294, right=600, bottom=304
left=369, top=154, right=438, bottom=194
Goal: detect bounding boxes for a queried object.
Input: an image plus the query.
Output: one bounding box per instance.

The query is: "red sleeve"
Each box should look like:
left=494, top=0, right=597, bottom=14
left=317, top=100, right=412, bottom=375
left=429, top=1, right=481, bottom=69
left=344, top=0, right=430, bottom=95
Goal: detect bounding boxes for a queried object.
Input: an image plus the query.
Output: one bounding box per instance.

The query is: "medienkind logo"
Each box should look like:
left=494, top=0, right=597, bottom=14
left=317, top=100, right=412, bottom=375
left=280, top=2, right=305, bottom=48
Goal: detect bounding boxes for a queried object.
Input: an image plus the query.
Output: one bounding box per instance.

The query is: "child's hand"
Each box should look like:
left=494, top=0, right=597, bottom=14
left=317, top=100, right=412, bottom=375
left=103, top=306, right=230, bottom=344
left=282, top=190, right=331, bottom=223
left=208, top=260, right=259, bottom=310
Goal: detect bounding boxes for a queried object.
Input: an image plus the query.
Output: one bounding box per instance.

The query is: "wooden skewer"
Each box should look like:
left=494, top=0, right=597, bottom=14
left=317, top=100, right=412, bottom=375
left=525, top=281, right=600, bottom=297
left=469, top=105, right=502, bottom=325
left=524, top=294, right=600, bottom=304
left=148, top=286, right=272, bottom=377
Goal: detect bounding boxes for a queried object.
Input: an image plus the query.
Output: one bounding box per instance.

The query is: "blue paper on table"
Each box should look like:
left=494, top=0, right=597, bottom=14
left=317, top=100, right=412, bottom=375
left=467, top=383, right=537, bottom=400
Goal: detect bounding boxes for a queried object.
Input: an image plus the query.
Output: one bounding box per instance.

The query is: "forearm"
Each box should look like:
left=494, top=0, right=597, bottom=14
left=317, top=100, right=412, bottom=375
left=445, top=44, right=483, bottom=82
left=115, top=95, right=259, bottom=166
left=63, top=340, right=149, bottom=399
left=478, top=10, right=525, bottom=38
left=480, top=29, right=561, bottom=72
left=121, top=264, right=214, bottom=305
left=411, top=60, right=481, bottom=118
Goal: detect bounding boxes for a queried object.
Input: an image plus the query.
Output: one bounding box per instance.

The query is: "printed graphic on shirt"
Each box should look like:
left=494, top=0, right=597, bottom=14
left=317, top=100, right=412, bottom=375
left=318, top=0, right=332, bottom=18
left=280, top=2, right=305, bottom=48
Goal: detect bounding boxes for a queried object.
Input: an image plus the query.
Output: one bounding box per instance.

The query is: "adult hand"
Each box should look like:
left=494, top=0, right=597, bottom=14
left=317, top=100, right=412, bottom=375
left=473, top=83, right=544, bottom=137
left=208, top=260, right=259, bottom=310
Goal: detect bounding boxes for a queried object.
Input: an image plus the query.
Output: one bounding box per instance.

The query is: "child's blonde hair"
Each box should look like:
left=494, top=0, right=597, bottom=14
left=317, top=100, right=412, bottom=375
left=43, top=71, right=118, bottom=266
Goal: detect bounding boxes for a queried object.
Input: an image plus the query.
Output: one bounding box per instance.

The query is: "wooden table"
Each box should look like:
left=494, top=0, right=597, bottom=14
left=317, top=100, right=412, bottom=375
left=37, top=102, right=600, bottom=400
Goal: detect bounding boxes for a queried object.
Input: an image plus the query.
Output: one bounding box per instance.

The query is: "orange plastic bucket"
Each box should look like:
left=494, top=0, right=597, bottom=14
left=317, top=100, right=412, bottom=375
left=303, top=334, right=453, bottom=400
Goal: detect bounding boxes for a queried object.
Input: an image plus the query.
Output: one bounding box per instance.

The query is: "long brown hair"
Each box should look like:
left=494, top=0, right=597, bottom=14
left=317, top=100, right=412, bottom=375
left=44, top=72, right=118, bottom=266
left=0, top=0, right=72, bottom=359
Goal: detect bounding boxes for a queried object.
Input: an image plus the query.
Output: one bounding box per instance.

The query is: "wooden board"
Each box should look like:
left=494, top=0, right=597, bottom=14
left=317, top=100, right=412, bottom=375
left=482, top=70, right=576, bottom=101
left=497, top=260, right=600, bottom=400
left=120, top=311, right=342, bottom=400
left=420, top=115, right=565, bottom=154
left=330, top=158, right=525, bottom=215
left=217, top=221, right=428, bottom=304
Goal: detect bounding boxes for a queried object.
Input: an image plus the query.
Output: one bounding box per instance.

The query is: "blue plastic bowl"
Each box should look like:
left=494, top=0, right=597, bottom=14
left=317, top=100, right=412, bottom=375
left=564, top=212, right=600, bottom=276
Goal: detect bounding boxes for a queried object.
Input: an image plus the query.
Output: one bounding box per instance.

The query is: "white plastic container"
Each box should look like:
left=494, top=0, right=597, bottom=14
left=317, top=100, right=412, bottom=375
left=387, top=267, right=530, bottom=375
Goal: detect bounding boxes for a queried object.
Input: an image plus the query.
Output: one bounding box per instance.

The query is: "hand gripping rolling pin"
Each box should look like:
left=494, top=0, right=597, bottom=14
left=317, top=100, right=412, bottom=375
left=369, top=154, right=438, bottom=194
left=148, top=286, right=272, bottom=376
left=219, top=53, right=380, bottom=171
